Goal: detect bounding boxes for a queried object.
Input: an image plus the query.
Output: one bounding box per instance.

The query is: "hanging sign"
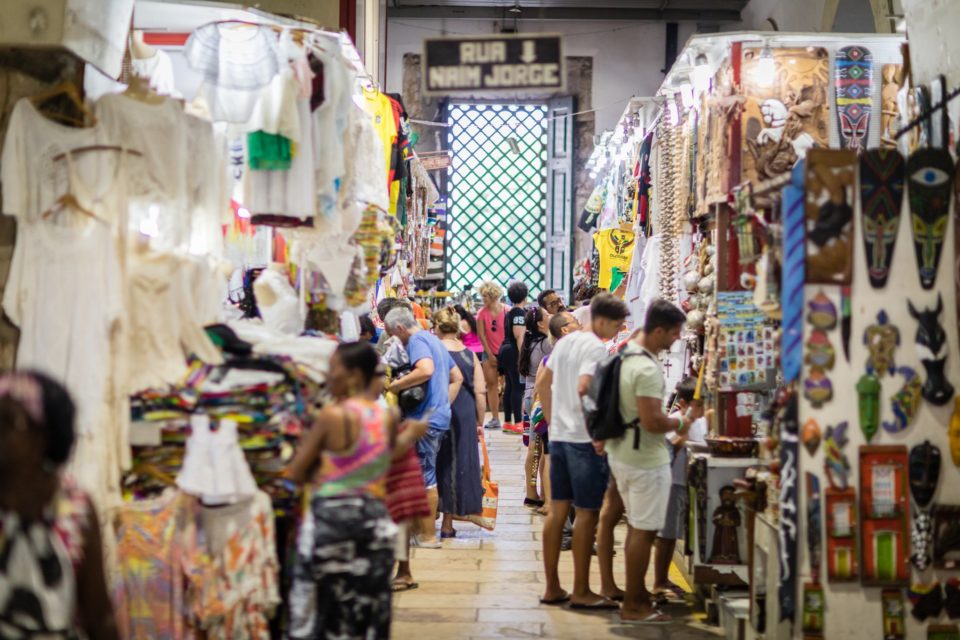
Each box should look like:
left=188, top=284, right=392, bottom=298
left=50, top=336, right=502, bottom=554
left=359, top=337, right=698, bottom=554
left=422, top=34, right=565, bottom=95
left=419, top=153, right=452, bottom=171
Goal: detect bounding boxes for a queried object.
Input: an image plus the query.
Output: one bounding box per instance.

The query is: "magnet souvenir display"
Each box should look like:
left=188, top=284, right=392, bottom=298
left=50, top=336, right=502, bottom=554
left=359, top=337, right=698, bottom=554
left=824, top=421, right=851, bottom=490
left=933, top=505, right=960, bottom=569
left=805, top=150, right=857, bottom=284
left=807, top=473, right=823, bottom=582
left=864, top=310, right=899, bottom=378
left=860, top=446, right=910, bottom=586
left=857, top=373, right=882, bottom=442
left=835, top=46, right=873, bottom=151
left=805, top=330, right=835, bottom=371
left=882, top=589, right=907, bottom=640
left=860, top=149, right=905, bottom=289
left=883, top=367, right=923, bottom=434
left=803, top=419, right=822, bottom=456
left=907, top=148, right=954, bottom=290
left=908, top=295, right=955, bottom=406
left=802, top=583, right=826, bottom=638
left=910, top=441, right=942, bottom=571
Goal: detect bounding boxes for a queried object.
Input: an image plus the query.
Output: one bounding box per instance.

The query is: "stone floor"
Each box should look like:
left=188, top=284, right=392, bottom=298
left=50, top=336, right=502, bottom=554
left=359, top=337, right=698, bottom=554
left=392, top=429, right=725, bottom=639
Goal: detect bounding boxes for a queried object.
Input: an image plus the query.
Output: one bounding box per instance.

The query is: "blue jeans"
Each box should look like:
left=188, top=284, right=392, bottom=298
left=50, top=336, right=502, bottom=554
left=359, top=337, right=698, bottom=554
left=549, top=441, right=609, bottom=510
left=416, top=427, right=446, bottom=488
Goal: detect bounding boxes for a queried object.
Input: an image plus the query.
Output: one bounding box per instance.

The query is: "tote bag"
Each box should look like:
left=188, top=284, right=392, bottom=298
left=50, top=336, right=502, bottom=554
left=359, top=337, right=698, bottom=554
left=457, top=434, right=499, bottom=531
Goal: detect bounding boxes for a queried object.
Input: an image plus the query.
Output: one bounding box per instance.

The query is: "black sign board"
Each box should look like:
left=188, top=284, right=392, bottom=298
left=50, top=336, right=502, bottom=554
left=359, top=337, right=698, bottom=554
left=422, top=34, right=564, bottom=95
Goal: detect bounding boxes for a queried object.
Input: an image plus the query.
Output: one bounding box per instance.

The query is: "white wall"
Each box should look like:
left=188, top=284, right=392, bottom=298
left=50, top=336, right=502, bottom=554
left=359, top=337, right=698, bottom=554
left=385, top=19, right=695, bottom=134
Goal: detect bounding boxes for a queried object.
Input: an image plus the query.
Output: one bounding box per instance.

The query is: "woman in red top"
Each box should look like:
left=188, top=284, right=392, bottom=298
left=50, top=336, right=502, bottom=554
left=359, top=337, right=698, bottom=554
left=476, top=282, right=506, bottom=429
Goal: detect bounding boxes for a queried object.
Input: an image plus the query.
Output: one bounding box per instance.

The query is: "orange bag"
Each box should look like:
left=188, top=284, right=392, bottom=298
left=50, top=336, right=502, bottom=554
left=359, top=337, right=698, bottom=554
left=460, top=434, right=498, bottom=531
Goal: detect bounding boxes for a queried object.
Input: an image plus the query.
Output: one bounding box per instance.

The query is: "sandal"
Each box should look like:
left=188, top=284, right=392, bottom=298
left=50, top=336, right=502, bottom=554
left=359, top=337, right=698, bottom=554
left=391, top=578, right=419, bottom=592
left=440, top=530, right=457, bottom=539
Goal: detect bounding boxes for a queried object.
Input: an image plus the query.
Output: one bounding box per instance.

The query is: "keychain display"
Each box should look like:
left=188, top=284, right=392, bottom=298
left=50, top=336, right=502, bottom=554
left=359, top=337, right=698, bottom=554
left=906, top=148, right=954, bottom=290
left=834, top=45, right=873, bottom=150
left=883, top=367, right=923, bottom=434
left=908, top=295, right=955, bottom=406
left=857, top=373, right=882, bottom=442
left=864, top=310, right=899, bottom=377
left=909, top=441, right=942, bottom=571
left=860, top=148, right=905, bottom=289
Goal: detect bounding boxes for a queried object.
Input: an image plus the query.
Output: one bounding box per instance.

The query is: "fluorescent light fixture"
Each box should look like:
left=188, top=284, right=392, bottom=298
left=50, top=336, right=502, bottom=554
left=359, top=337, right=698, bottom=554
left=756, top=43, right=776, bottom=87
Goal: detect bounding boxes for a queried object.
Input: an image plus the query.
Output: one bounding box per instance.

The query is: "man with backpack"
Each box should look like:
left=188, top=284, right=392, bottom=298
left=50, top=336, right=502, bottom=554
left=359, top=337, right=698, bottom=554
left=599, top=299, right=700, bottom=624
left=536, top=293, right=628, bottom=610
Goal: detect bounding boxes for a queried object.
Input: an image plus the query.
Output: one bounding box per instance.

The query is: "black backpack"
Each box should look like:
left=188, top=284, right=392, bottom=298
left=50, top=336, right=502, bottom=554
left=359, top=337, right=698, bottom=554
left=582, top=347, right=655, bottom=447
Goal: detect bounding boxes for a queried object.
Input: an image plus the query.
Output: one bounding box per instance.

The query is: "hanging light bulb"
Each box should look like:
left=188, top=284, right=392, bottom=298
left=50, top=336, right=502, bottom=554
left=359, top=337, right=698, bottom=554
left=693, top=53, right=711, bottom=95
left=756, top=43, right=776, bottom=87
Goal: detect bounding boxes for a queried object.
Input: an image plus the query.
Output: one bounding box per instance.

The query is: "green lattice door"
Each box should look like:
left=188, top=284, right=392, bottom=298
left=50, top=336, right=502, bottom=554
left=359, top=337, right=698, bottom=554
left=445, top=102, right=547, bottom=294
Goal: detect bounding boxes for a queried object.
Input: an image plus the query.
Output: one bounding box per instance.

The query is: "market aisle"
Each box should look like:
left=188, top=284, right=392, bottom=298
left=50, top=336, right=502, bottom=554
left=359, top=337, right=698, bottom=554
left=392, top=429, right=724, bottom=639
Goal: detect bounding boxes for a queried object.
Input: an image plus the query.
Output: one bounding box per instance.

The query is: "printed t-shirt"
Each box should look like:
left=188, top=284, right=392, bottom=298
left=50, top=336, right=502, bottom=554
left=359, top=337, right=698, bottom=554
left=504, top=306, right=526, bottom=350
left=406, top=330, right=454, bottom=432
left=607, top=342, right=669, bottom=469
left=477, top=306, right=506, bottom=355
left=593, top=229, right=636, bottom=290
left=545, top=331, right=606, bottom=444
left=361, top=89, right=398, bottom=191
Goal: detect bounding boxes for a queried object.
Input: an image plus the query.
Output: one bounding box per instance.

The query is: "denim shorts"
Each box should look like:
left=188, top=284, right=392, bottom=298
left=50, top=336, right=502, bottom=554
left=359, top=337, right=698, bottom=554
left=549, top=441, right=610, bottom=510
left=416, top=427, right=445, bottom=488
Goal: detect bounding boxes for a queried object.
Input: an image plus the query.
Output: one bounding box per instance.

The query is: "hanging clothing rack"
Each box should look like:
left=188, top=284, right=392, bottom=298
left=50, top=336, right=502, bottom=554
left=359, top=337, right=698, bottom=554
left=894, top=84, right=960, bottom=140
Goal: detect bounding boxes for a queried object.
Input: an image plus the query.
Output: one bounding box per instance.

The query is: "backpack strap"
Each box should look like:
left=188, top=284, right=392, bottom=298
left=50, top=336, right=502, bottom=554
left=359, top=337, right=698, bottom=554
left=622, top=348, right=657, bottom=450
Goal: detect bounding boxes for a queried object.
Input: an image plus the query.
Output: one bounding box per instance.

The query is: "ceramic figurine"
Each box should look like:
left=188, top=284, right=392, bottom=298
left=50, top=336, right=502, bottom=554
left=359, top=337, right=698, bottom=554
left=805, top=330, right=836, bottom=371
left=865, top=310, right=899, bottom=378
left=803, top=419, right=823, bottom=456
left=808, top=291, right=838, bottom=330
left=883, top=367, right=923, bottom=433
left=824, top=421, right=851, bottom=490
left=805, top=370, right=834, bottom=408
left=908, top=295, right=955, bottom=406
left=907, top=148, right=955, bottom=289
left=709, top=485, right=742, bottom=564
left=882, top=589, right=907, bottom=639
left=860, top=149, right=905, bottom=289
left=910, top=442, right=942, bottom=571
left=835, top=45, right=873, bottom=150
left=857, top=374, right=882, bottom=441
left=951, top=398, right=960, bottom=467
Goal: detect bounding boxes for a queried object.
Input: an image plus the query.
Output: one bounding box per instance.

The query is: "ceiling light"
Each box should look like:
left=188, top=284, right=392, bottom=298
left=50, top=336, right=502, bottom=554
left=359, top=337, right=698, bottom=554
left=693, top=53, right=711, bottom=95
left=509, top=1, right=522, bottom=13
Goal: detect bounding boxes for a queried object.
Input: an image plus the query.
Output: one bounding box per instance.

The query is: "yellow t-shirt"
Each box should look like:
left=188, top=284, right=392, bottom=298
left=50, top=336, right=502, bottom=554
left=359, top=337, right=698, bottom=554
left=361, top=89, right=397, bottom=185
left=593, top=229, right=636, bottom=289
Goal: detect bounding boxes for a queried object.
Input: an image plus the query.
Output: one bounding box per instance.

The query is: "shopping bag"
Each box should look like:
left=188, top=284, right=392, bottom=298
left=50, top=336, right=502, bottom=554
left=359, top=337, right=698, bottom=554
left=461, top=433, right=498, bottom=531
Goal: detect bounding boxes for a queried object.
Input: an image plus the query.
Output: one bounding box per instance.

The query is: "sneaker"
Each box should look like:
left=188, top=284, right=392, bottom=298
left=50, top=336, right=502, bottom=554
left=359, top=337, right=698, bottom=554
left=484, top=418, right=501, bottom=430
left=561, top=536, right=573, bottom=551
left=503, top=423, right=524, bottom=434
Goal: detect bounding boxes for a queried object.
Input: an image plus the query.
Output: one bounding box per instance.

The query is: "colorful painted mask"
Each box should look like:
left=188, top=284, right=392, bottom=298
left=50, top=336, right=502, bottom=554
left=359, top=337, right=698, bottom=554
left=824, top=421, right=850, bottom=490
left=909, top=441, right=941, bottom=510
left=907, top=148, right=954, bottom=289
left=805, top=329, right=835, bottom=371
left=864, top=310, right=900, bottom=377
left=908, top=294, right=955, bottom=406
left=857, top=373, right=881, bottom=442
left=860, top=149, right=905, bottom=288
left=802, top=419, right=822, bottom=456
left=835, top=46, right=873, bottom=150
left=883, top=366, right=923, bottom=433
left=807, top=291, right=838, bottom=331
left=804, top=370, right=833, bottom=408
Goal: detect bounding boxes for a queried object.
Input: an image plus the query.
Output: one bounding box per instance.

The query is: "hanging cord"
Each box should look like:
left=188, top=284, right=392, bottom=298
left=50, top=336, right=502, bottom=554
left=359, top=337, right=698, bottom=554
left=894, top=84, right=960, bottom=141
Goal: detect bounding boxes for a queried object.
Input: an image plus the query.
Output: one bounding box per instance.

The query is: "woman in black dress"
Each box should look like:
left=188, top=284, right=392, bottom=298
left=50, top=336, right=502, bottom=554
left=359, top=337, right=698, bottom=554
left=433, top=307, right=486, bottom=537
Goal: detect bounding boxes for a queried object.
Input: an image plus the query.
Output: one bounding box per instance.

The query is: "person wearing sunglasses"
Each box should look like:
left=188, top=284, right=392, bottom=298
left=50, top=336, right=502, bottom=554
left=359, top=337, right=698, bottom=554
left=538, top=289, right=564, bottom=315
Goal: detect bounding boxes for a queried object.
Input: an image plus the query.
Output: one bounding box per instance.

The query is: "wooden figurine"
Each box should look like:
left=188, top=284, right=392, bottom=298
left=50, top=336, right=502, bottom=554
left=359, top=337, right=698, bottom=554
left=709, top=485, right=742, bottom=564
left=908, top=295, right=955, bottom=406
left=860, top=149, right=905, bottom=289
left=910, top=441, right=942, bottom=570
left=864, top=310, right=899, bottom=378
left=805, top=149, right=857, bottom=284
left=802, top=583, right=825, bottom=637
left=857, top=373, right=882, bottom=442
left=906, top=148, right=954, bottom=290
left=882, top=367, right=922, bottom=434
left=933, top=505, right=960, bottom=570
left=880, top=64, right=903, bottom=149
left=882, top=589, right=907, bottom=639
left=834, top=45, right=873, bottom=151
left=860, top=446, right=910, bottom=586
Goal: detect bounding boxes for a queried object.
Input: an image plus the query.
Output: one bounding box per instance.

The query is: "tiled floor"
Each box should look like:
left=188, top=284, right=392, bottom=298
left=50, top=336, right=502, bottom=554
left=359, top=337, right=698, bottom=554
left=392, top=429, right=725, bottom=639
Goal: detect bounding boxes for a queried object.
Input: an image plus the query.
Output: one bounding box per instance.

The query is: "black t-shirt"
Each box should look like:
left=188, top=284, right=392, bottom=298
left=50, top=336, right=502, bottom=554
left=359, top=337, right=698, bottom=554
left=504, top=306, right=526, bottom=350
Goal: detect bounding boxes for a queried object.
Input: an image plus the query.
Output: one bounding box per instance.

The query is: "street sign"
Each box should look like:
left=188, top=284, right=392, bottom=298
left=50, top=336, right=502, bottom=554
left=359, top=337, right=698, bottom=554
left=422, top=34, right=564, bottom=96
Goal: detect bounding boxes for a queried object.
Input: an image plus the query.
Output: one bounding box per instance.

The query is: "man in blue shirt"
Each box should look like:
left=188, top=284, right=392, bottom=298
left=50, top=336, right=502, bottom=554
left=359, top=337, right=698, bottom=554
left=385, top=306, right=463, bottom=547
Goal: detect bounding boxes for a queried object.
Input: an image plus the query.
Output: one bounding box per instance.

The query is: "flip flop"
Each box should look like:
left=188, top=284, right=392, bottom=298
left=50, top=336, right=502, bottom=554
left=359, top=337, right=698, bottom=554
left=603, top=593, right=625, bottom=603
left=440, top=530, right=457, bottom=539
left=618, top=611, right=672, bottom=625
left=524, top=498, right=545, bottom=508
left=391, top=579, right=419, bottom=592
left=539, top=593, right=570, bottom=606
left=569, top=599, right=620, bottom=610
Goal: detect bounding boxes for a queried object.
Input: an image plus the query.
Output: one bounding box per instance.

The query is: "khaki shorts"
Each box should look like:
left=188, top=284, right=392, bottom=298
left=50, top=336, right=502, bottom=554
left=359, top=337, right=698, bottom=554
left=609, top=460, right=671, bottom=531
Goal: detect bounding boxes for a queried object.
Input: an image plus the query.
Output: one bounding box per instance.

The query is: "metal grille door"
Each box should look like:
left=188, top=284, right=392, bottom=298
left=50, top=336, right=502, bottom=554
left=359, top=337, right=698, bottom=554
left=446, top=102, right=547, bottom=294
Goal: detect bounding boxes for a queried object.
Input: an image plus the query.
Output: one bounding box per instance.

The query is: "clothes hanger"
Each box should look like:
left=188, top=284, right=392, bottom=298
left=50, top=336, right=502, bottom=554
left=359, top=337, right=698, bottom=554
left=51, top=145, right=143, bottom=163
left=30, top=81, right=96, bottom=126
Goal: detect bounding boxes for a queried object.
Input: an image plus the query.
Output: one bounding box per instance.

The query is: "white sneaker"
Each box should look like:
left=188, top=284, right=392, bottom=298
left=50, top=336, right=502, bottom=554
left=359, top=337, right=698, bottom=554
left=484, top=418, right=501, bottom=430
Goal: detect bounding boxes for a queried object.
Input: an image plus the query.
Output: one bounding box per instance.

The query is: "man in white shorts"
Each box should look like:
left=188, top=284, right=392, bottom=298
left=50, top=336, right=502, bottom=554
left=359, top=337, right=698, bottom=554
left=602, top=299, right=700, bottom=625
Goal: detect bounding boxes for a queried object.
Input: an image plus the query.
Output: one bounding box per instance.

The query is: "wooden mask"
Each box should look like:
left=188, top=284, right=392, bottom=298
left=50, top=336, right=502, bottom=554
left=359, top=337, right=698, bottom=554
left=908, top=294, right=955, bottom=406
left=907, top=148, right=954, bottom=289
left=834, top=45, right=874, bottom=151
left=860, top=149, right=905, bottom=289
left=805, top=149, right=857, bottom=284
left=910, top=441, right=941, bottom=510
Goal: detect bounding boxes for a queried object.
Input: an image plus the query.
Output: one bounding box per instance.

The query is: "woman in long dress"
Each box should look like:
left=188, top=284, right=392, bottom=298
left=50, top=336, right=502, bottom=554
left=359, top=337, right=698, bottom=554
left=433, top=307, right=486, bottom=537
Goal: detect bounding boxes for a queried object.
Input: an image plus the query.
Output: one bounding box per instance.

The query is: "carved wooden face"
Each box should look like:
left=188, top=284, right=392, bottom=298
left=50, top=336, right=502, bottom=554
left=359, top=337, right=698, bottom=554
left=834, top=46, right=873, bottom=150
left=908, top=294, right=947, bottom=361
left=907, top=149, right=954, bottom=289
left=909, top=442, right=941, bottom=509
left=860, top=149, right=905, bottom=288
